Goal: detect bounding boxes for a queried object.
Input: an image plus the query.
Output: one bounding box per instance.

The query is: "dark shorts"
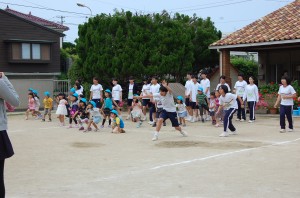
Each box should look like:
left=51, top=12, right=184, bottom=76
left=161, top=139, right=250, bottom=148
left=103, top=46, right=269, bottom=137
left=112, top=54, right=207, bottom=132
left=0, top=130, right=14, bottom=160
left=159, top=110, right=179, bottom=127
left=210, top=111, right=215, bottom=116
left=127, top=99, right=133, bottom=107
left=103, top=108, right=111, bottom=116
left=92, top=99, right=102, bottom=108
left=185, top=98, right=190, bottom=106
left=113, top=100, right=120, bottom=107
left=190, top=102, right=197, bottom=109
left=142, top=99, right=152, bottom=107
left=156, top=108, right=163, bottom=117
left=44, top=108, right=51, bottom=115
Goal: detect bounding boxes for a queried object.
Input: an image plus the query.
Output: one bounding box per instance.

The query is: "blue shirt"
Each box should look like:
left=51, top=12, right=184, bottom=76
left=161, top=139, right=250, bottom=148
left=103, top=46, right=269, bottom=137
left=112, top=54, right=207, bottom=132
left=114, top=117, right=125, bottom=128
left=104, top=98, right=113, bottom=110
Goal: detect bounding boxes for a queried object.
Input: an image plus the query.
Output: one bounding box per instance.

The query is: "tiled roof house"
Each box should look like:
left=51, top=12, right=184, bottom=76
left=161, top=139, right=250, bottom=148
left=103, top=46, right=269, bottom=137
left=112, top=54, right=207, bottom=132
left=209, top=0, right=300, bottom=85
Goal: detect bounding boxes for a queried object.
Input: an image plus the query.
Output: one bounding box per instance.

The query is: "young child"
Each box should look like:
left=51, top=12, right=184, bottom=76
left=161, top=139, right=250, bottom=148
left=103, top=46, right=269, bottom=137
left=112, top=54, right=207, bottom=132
left=214, top=90, right=221, bottom=127
left=196, top=87, right=209, bottom=123
left=25, top=93, right=35, bottom=120
left=111, top=109, right=125, bottom=133
left=78, top=98, right=89, bottom=131
left=32, top=90, right=42, bottom=119
left=68, top=93, right=79, bottom=128
left=42, top=91, right=53, bottom=122
left=209, top=92, right=217, bottom=125
left=101, top=89, right=118, bottom=128
left=55, top=93, right=68, bottom=126
left=131, top=96, right=143, bottom=128
left=176, top=96, right=187, bottom=127
left=84, top=101, right=101, bottom=132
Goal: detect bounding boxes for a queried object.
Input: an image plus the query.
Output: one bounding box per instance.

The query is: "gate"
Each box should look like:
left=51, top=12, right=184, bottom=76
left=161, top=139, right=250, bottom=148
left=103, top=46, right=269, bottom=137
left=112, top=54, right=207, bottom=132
left=53, top=80, right=71, bottom=97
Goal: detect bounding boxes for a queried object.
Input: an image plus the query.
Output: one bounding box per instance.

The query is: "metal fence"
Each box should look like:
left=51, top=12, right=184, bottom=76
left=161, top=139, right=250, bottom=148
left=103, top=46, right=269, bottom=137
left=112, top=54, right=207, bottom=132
left=53, top=79, right=71, bottom=97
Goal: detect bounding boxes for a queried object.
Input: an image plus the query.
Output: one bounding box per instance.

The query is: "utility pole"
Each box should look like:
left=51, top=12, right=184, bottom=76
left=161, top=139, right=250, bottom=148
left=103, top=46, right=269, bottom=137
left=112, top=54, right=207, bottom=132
left=57, top=16, right=66, bottom=25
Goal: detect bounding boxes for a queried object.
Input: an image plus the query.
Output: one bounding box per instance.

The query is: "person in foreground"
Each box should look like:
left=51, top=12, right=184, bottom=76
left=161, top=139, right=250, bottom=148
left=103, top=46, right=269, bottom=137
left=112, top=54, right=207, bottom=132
left=216, top=85, right=243, bottom=137
left=0, top=72, right=20, bottom=198
left=139, top=80, right=188, bottom=141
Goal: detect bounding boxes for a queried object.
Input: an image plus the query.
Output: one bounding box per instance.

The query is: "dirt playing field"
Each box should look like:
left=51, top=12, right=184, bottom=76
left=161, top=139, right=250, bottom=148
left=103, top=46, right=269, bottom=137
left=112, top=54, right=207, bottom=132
left=4, top=114, right=300, bottom=198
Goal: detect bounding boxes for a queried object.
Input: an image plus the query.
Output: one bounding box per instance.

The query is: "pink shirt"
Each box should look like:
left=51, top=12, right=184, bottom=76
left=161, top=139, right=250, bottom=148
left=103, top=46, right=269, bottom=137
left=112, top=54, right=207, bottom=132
left=28, top=98, right=35, bottom=110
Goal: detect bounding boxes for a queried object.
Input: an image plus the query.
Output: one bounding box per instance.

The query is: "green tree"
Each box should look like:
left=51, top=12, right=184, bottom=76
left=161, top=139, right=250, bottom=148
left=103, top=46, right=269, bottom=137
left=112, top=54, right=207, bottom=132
left=230, top=56, right=258, bottom=80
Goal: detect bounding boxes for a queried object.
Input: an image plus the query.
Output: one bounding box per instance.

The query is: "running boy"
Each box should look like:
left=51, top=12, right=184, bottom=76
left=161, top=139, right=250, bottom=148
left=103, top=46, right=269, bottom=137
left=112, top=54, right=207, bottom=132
left=42, top=91, right=53, bottom=122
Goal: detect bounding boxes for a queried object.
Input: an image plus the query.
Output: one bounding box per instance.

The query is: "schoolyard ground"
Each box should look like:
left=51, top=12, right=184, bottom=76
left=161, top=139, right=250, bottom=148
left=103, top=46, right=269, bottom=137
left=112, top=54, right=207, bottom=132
left=4, top=114, right=300, bottom=198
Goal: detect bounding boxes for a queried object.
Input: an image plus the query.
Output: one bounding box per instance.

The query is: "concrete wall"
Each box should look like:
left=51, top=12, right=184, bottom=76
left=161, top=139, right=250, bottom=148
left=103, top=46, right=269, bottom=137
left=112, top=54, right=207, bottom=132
left=9, top=79, right=54, bottom=110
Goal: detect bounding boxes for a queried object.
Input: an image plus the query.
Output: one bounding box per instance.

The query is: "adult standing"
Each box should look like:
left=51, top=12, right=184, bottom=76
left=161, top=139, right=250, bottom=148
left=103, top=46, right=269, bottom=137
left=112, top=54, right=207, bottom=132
left=243, top=76, right=259, bottom=123
left=189, top=75, right=200, bottom=122
left=200, top=71, right=211, bottom=120
left=126, top=76, right=139, bottom=120
left=234, top=74, right=247, bottom=121
left=0, top=72, right=20, bottom=198
left=89, top=77, right=103, bottom=108
left=274, top=76, right=297, bottom=133
left=184, top=73, right=193, bottom=121
left=216, top=75, right=231, bottom=92
left=149, top=76, right=160, bottom=126
left=112, top=78, right=123, bottom=116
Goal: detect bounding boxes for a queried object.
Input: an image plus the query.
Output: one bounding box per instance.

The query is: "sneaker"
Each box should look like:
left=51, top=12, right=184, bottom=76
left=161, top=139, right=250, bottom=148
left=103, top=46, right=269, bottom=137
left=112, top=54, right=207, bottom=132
left=236, top=119, right=240, bottom=121
left=279, top=129, right=286, bottom=133
left=100, top=125, right=104, bottom=129
left=67, top=125, right=73, bottom=129
left=107, top=125, right=111, bottom=128
left=219, top=132, right=229, bottom=137
left=48, top=119, right=52, bottom=122
left=94, top=128, right=99, bottom=132
left=163, top=122, right=166, bottom=126
left=215, top=124, right=220, bottom=127
left=148, top=121, right=154, bottom=125
left=126, top=115, right=130, bottom=120
left=152, top=132, right=159, bottom=141
left=41, top=119, right=45, bottom=122
left=206, top=117, right=211, bottom=121
left=73, top=124, right=79, bottom=128
left=202, top=118, right=205, bottom=123
left=152, top=122, right=157, bottom=127
left=180, top=130, right=188, bottom=137
left=287, top=128, right=293, bottom=132
left=248, top=120, right=254, bottom=123
left=186, top=117, right=191, bottom=121
left=79, top=127, right=84, bottom=131
left=230, top=130, right=238, bottom=135
left=190, top=118, right=195, bottom=123
left=240, top=119, right=245, bottom=122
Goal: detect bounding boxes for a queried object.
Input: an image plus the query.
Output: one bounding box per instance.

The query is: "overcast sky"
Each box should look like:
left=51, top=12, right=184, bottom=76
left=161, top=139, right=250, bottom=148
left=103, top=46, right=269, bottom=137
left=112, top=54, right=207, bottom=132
left=0, top=0, right=293, bottom=43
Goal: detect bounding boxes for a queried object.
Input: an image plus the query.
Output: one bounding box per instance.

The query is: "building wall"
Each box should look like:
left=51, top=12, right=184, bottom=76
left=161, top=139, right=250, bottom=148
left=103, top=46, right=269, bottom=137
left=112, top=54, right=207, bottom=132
left=258, top=49, right=300, bottom=85
left=0, top=11, right=61, bottom=73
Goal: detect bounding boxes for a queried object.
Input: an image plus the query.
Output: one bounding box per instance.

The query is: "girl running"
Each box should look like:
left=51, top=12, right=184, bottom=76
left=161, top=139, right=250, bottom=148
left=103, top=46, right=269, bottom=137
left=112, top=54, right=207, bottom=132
left=25, top=93, right=35, bottom=120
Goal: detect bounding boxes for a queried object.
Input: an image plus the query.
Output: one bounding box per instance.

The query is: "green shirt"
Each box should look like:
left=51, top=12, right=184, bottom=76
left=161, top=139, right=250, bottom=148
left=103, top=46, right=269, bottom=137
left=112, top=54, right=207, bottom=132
left=196, top=93, right=207, bottom=105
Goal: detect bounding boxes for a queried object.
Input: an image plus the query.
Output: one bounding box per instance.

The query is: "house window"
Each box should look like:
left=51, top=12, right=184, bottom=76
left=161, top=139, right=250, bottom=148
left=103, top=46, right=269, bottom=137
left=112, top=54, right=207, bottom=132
left=11, top=43, right=51, bottom=61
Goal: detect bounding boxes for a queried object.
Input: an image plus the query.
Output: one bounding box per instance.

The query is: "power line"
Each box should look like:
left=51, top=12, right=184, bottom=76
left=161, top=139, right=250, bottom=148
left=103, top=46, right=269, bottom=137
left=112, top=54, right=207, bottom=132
left=0, top=1, right=92, bottom=16
left=173, top=0, right=253, bottom=13
left=169, top=0, right=241, bottom=11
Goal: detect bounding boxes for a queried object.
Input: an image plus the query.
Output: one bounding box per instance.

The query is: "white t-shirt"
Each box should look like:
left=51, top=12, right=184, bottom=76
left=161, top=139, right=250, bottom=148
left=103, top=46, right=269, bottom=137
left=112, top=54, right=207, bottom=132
left=219, top=93, right=238, bottom=110
left=190, top=82, right=200, bottom=102
left=89, top=108, right=101, bottom=117
left=185, top=79, right=193, bottom=96
left=176, top=103, right=186, bottom=113
left=76, top=85, right=84, bottom=96
left=234, top=80, right=247, bottom=97
left=153, top=92, right=176, bottom=112
left=128, top=84, right=134, bottom=99
left=216, top=83, right=231, bottom=92
left=150, top=84, right=161, bottom=95
left=154, top=95, right=163, bottom=108
left=278, top=85, right=296, bottom=106
left=90, top=84, right=103, bottom=99
left=141, top=84, right=151, bottom=99
left=200, top=78, right=210, bottom=97
left=243, top=84, right=259, bottom=102
left=112, top=84, right=122, bottom=101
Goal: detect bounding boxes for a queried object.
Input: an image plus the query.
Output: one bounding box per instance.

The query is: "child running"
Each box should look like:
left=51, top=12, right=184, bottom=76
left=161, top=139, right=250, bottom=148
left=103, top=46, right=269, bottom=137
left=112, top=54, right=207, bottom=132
left=139, top=80, right=188, bottom=141
left=78, top=98, right=89, bottom=131
left=216, top=85, right=243, bottom=137
left=209, top=92, right=217, bottom=125
left=25, top=93, right=35, bottom=120
left=42, top=92, right=53, bottom=122
left=196, top=87, right=209, bottom=123
left=131, top=96, right=143, bottom=128
left=32, top=90, right=42, bottom=119
left=84, top=101, right=101, bottom=132
left=55, top=93, right=68, bottom=126
left=68, top=93, right=79, bottom=128
left=111, top=110, right=125, bottom=133
left=176, top=96, right=187, bottom=127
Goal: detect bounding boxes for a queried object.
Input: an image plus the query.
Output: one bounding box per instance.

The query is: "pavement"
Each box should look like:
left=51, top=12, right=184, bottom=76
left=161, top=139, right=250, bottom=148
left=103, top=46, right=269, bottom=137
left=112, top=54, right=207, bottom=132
left=4, top=114, right=300, bottom=198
